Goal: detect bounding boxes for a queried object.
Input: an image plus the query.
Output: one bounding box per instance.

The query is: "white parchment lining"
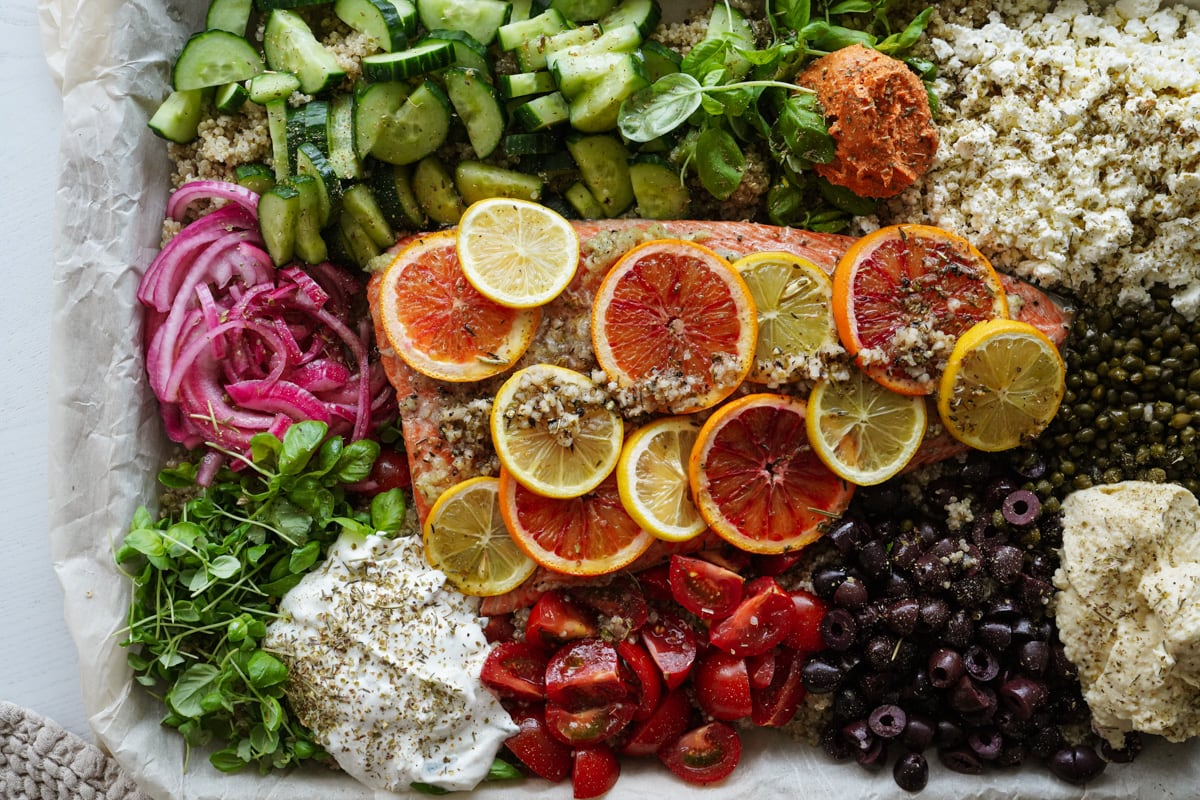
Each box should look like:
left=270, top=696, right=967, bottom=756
left=38, top=0, right=1200, bottom=797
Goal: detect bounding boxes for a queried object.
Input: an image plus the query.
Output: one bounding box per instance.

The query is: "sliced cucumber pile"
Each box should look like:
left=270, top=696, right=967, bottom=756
left=153, top=0, right=694, bottom=269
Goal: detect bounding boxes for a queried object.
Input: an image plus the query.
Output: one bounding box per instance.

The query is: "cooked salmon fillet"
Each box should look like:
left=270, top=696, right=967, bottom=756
left=367, top=220, right=1073, bottom=608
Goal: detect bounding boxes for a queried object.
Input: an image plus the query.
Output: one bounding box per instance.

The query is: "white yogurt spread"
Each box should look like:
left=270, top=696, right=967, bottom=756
left=264, top=530, right=516, bottom=792
left=1054, top=481, right=1200, bottom=748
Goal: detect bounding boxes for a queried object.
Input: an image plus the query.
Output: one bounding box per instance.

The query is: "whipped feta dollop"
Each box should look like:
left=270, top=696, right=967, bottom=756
left=264, top=530, right=516, bottom=792
left=1054, top=481, right=1200, bottom=748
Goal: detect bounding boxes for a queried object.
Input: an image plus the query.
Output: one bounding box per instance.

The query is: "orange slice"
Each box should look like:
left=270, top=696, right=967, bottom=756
left=832, top=224, right=1008, bottom=396
left=688, top=393, right=855, bottom=554
left=498, top=468, right=656, bottom=576
left=591, top=239, right=757, bottom=415
left=376, top=231, right=542, bottom=382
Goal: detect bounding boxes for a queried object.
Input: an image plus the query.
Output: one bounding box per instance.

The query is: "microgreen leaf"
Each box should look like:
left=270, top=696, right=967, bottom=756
left=488, top=759, right=522, bottom=781
left=370, top=488, right=407, bottom=535
left=247, top=650, right=288, bottom=688
left=167, top=663, right=221, bottom=717
left=279, top=420, right=328, bottom=475
left=289, top=541, right=321, bottom=574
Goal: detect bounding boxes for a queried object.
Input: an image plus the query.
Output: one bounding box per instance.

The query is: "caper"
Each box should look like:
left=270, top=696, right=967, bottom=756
left=1108, top=367, right=1128, bottom=384
left=1171, top=413, right=1193, bottom=430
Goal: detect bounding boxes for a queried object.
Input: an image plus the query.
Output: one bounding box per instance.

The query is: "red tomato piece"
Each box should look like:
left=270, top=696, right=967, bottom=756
left=572, top=574, right=650, bottom=633
left=545, top=700, right=637, bottom=746
left=573, top=744, right=620, bottom=799
left=527, top=590, right=599, bottom=648
left=659, top=722, right=743, bottom=785
left=616, top=639, right=662, bottom=721
left=668, top=555, right=744, bottom=620
left=482, top=613, right=517, bottom=643
left=365, top=449, right=411, bottom=493
left=506, top=706, right=573, bottom=783
left=545, top=639, right=635, bottom=709
left=783, top=589, right=828, bottom=653
left=751, top=646, right=807, bottom=727
left=640, top=610, right=698, bottom=690
left=746, top=650, right=776, bottom=690
left=635, top=563, right=673, bottom=604
left=693, top=650, right=752, bottom=721
left=709, top=588, right=795, bottom=657
left=620, top=688, right=694, bottom=757
left=481, top=641, right=548, bottom=702
left=752, top=551, right=804, bottom=576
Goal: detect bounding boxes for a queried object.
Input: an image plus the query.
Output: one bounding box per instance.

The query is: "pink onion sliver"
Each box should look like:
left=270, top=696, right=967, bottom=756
left=290, top=359, right=352, bottom=392
left=194, top=283, right=226, bottom=359
left=226, top=379, right=333, bottom=424
left=166, top=179, right=261, bottom=221
left=279, top=266, right=330, bottom=310
left=164, top=318, right=286, bottom=402
left=195, top=449, right=226, bottom=487
left=139, top=205, right=256, bottom=311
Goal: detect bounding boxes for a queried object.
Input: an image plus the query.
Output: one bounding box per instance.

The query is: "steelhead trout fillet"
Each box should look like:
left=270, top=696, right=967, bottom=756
left=366, top=220, right=1073, bottom=607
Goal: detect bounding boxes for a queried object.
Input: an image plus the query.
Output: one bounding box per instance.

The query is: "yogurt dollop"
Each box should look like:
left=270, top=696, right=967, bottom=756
left=265, top=530, right=516, bottom=792
left=1054, top=481, right=1200, bottom=748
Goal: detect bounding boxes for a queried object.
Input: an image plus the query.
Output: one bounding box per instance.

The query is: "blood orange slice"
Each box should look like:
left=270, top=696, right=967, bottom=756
left=832, top=224, right=1008, bottom=396
left=376, top=231, right=542, bottom=382
left=688, top=393, right=855, bottom=555
left=498, top=468, right=656, bottom=576
left=591, top=239, right=757, bottom=415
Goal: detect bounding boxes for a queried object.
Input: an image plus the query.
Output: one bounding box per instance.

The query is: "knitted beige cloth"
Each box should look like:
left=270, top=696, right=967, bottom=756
left=0, top=702, right=149, bottom=800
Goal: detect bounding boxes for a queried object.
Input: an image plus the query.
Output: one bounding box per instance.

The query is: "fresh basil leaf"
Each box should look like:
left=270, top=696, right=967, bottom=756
left=334, top=439, right=380, bottom=483
left=164, top=521, right=202, bottom=557
left=828, top=0, right=875, bottom=13
left=680, top=37, right=728, bottom=79
left=876, top=7, right=932, bottom=54
left=157, top=463, right=197, bottom=489
left=265, top=497, right=312, bottom=544
left=619, top=73, right=704, bottom=142
left=817, top=177, right=877, bottom=215
left=210, top=749, right=248, bottom=773
left=249, top=432, right=282, bottom=465
left=775, top=0, right=810, bottom=31
left=488, top=759, right=522, bottom=781
left=775, top=93, right=836, bottom=164
left=124, top=527, right=165, bottom=559
left=167, top=663, right=220, bottom=717
left=411, top=783, right=449, bottom=796
left=699, top=93, right=727, bottom=116
left=370, top=488, right=407, bottom=535
left=289, top=541, right=321, bottom=574
left=279, top=420, right=328, bottom=475
left=247, top=650, right=288, bottom=688
left=315, top=435, right=343, bottom=476
left=809, top=24, right=876, bottom=50
left=696, top=128, right=746, bottom=200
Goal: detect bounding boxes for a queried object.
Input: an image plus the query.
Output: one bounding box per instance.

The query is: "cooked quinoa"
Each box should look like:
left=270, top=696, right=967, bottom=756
left=865, top=0, right=1200, bottom=318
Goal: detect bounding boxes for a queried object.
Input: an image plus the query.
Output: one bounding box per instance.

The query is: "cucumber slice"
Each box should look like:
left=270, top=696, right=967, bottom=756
left=327, top=93, right=361, bottom=180
left=362, top=41, right=456, bottom=81
left=454, top=161, right=544, bottom=205
left=287, top=100, right=330, bottom=162
left=353, top=81, right=411, bottom=157
left=371, top=163, right=427, bottom=230
left=207, top=0, right=253, bottom=35
left=343, top=183, right=395, bottom=248
left=214, top=81, right=249, bottom=112
left=598, top=0, right=660, bottom=37
left=412, top=156, right=464, bottom=225
left=498, top=70, right=556, bottom=99
left=334, top=0, right=418, bottom=52
left=502, top=131, right=559, bottom=156
left=566, top=134, right=633, bottom=217
left=248, top=70, right=301, bottom=103
left=148, top=89, right=206, bottom=143
left=496, top=7, right=567, bottom=51
left=523, top=149, right=577, bottom=179
left=418, top=29, right=491, bottom=73
left=564, top=180, right=605, bottom=219
left=370, top=81, right=453, bottom=165
left=289, top=175, right=330, bottom=263
left=703, top=3, right=755, bottom=80
left=417, top=0, right=512, bottom=46
left=255, top=0, right=327, bottom=7
left=444, top=67, right=506, bottom=159
left=172, top=30, right=264, bottom=91
left=565, top=54, right=648, bottom=132
left=516, top=24, right=601, bottom=72
left=265, top=99, right=291, bottom=181
left=629, top=155, right=688, bottom=219
left=263, top=9, right=346, bottom=94
left=548, top=0, right=616, bottom=21
left=512, top=91, right=569, bottom=131
left=338, top=211, right=383, bottom=268
left=295, top=142, right=342, bottom=226
left=641, top=39, right=681, bottom=82
left=259, top=183, right=301, bottom=265
left=547, top=51, right=630, bottom=99
left=235, top=162, right=275, bottom=195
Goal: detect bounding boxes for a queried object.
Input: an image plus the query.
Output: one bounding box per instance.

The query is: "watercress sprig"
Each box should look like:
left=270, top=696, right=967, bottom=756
left=116, top=420, right=407, bottom=774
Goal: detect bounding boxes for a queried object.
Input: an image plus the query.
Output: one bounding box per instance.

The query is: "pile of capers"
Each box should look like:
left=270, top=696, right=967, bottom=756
left=1016, top=290, right=1200, bottom=504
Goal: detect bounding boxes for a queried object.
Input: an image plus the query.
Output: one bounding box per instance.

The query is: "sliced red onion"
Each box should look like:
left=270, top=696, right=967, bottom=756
left=166, top=179, right=261, bottom=221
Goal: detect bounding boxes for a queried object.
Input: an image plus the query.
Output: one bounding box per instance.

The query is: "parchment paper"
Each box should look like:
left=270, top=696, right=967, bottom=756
left=38, top=0, right=1200, bottom=797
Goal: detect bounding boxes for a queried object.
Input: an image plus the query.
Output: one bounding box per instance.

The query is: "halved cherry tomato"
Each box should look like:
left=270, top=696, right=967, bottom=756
left=482, top=613, right=516, bottom=643
left=640, top=610, right=698, bottom=690
left=747, top=650, right=776, bottom=690
left=693, top=650, right=752, bottom=721
left=364, top=449, right=412, bottom=493
left=544, top=700, right=637, bottom=746
left=617, top=639, right=662, bottom=721
left=506, top=707, right=573, bottom=783
left=753, top=550, right=804, bottom=576
left=668, top=555, right=744, bottom=620
left=709, top=584, right=795, bottom=657
left=751, top=646, right=807, bottom=727
left=635, top=564, right=673, bottom=604
left=527, top=590, right=599, bottom=648
left=620, top=688, right=694, bottom=757
left=572, top=574, right=650, bottom=633
left=545, top=639, right=635, bottom=708
left=480, top=641, right=548, bottom=702
left=659, top=722, right=742, bottom=785
left=783, top=589, right=828, bottom=653
left=573, top=744, right=620, bottom=799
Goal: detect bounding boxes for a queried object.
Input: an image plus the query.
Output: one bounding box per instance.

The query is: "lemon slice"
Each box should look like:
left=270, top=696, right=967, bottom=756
left=937, top=319, right=1066, bottom=452
left=733, top=251, right=839, bottom=384
left=423, top=476, right=537, bottom=596
left=457, top=197, right=580, bottom=309
left=491, top=364, right=623, bottom=498
left=616, top=417, right=706, bottom=542
left=807, top=367, right=928, bottom=486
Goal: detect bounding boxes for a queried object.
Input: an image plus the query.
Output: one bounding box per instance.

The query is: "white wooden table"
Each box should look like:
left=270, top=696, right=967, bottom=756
left=0, top=0, right=88, bottom=740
